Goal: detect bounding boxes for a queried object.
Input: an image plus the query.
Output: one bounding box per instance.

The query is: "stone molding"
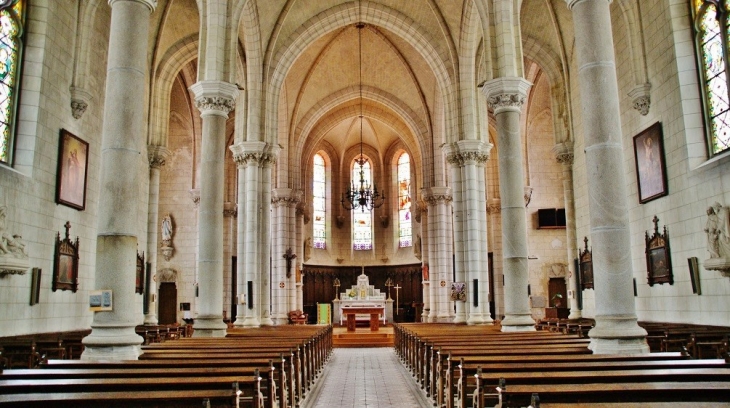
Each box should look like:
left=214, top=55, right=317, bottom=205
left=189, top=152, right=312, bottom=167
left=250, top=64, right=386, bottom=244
left=109, top=0, right=157, bottom=11
left=148, top=145, right=171, bottom=168
left=628, top=83, right=652, bottom=116
left=156, top=268, right=177, bottom=283
left=189, top=189, right=200, bottom=208
left=481, top=77, right=532, bottom=115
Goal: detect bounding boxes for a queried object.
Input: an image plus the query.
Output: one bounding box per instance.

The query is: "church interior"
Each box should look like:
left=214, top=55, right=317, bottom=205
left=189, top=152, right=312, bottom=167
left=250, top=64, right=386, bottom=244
left=2, top=0, right=730, bottom=405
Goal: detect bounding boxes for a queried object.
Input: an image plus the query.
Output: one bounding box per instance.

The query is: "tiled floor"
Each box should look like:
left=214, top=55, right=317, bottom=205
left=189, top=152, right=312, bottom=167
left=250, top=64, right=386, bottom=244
left=301, top=348, right=431, bottom=408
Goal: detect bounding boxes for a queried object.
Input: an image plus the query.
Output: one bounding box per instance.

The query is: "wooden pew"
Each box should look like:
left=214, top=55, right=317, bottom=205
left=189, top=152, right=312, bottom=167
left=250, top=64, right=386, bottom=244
left=477, top=367, right=730, bottom=408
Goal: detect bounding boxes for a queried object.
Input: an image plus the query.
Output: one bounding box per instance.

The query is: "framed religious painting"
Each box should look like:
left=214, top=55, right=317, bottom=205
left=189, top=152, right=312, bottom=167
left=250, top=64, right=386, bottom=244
left=633, top=122, right=668, bottom=204
left=645, top=215, right=673, bottom=286
left=135, top=250, right=145, bottom=294
left=53, top=222, right=79, bottom=292
left=56, top=129, right=90, bottom=210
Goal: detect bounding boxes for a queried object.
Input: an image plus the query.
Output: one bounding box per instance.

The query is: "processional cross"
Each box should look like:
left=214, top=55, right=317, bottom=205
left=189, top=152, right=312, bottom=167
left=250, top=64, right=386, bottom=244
left=393, top=284, right=401, bottom=315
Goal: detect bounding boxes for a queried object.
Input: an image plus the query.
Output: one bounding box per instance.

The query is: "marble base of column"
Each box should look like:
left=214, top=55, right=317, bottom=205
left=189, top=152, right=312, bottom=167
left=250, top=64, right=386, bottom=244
left=241, top=316, right=261, bottom=328
left=453, top=302, right=466, bottom=323
left=272, top=316, right=288, bottom=326
left=143, top=308, right=158, bottom=325
left=81, top=326, right=142, bottom=361
left=192, top=315, right=227, bottom=337
left=568, top=308, right=582, bottom=320
left=260, top=314, right=274, bottom=326
left=467, top=310, right=484, bottom=325
left=501, top=314, right=537, bottom=332
left=587, top=315, right=649, bottom=354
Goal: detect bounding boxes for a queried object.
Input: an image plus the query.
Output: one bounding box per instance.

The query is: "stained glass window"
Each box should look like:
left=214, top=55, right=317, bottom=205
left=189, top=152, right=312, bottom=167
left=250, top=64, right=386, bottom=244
left=352, top=159, right=372, bottom=250
left=693, top=0, right=730, bottom=155
left=0, top=0, right=24, bottom=164
left=313, top=154, right=326, bottom=249
left=397, top=152, right=412, bottom=247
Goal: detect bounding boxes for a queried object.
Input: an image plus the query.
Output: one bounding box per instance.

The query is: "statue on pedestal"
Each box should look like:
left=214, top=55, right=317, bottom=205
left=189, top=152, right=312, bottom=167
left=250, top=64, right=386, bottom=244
left=704, top=202, right=730, bottom=277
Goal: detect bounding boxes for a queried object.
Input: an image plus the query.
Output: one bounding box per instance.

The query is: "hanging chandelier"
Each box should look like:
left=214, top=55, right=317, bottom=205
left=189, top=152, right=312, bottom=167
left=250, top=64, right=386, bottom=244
left=341, top=16, right=385, bottom=212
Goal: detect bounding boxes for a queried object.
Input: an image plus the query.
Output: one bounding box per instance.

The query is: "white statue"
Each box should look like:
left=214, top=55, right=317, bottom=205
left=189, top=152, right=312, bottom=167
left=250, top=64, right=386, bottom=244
left=705, top=205, right=721, bottom=258
left=161, top=214, right=173, bottom=245
left=0, top=206, right=27, bottom=258
left=304, top=237, right=312, bottom=262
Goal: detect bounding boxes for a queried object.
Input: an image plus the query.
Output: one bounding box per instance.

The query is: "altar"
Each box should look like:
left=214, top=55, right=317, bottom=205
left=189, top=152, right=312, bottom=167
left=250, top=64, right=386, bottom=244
left=333, top=271, right=393, bottom=326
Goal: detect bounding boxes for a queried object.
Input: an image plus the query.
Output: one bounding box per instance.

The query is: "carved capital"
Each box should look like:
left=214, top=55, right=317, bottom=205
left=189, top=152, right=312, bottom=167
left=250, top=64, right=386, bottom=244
left=230, top=141, right=268, bottom=168
left=487, top=199, right=501, bottom=214
left=69, top=86, right=92, bottom=119
left=148, top=145, right=171, bottom=169
left=425, top=194, right=453, bottom=205
left=189, top=81, right=238, bottom=116
left=628, top=83, right=652, bottom=116
left=481, top=77, right=532, bottom=114
left=194, top=96, right=235, bottom=115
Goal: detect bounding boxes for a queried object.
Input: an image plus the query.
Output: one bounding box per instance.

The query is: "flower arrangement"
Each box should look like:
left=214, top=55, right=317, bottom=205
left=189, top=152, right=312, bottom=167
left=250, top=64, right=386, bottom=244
left=551, top=293, right=563, bottom=307
left=347, top=289, right=356, bottom=298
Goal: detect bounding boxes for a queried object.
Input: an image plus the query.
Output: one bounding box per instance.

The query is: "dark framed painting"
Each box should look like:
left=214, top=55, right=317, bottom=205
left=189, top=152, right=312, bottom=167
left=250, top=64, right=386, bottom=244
left=645, top=216, right=673, bottom=286
left=633, top=122, right=668, bottom=204
left=29, top=268, right=41, bottom=305
left=579, top=236, right=594, bottom=290
left=53, top=221, right=79, bottom=292
left=56, top=129, right=89, bottom=211
left=135, top=250, right=145, bottom=295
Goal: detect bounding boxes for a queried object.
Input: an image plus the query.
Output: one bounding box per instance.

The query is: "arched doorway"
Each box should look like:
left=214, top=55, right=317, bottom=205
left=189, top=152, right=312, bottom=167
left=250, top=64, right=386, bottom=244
left=156, top=268, right=178, bottom=324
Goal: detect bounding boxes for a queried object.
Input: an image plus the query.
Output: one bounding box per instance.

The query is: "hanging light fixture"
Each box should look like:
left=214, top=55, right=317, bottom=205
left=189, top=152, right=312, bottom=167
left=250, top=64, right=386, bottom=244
left=341, top=10, right=385, bottom=212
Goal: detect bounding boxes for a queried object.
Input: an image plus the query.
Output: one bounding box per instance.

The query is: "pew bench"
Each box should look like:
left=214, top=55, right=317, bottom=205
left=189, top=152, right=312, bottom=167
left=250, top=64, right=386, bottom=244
left=0, top=388, right=245, bottom=408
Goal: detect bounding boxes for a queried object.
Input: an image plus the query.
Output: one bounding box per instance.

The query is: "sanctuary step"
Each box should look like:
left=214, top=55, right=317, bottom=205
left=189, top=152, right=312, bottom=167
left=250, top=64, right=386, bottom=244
left=332, top=326, right=394, bottom=348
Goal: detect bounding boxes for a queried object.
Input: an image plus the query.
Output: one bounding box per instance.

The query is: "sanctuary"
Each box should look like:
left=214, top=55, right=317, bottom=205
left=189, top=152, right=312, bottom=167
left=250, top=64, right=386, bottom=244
left=333, top=270, right=393, bottom=326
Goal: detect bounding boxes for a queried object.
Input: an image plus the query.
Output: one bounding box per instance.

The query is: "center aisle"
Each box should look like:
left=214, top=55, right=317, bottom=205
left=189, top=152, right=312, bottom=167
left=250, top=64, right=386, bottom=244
left=302, top=348, right=430, bottom=408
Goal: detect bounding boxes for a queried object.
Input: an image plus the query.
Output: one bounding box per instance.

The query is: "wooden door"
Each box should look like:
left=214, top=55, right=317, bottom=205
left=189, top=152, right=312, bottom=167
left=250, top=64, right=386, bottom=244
left=158, top=282, right=177, bottom=324
left=548, top=277, right=567, bottom=309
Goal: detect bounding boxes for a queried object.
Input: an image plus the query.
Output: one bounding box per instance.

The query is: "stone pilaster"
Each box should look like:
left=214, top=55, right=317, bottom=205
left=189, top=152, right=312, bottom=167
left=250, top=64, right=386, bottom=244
left=554, top=142, right=581, bottom=320
left=144, top=145, right=170, bottom=325
left=418, top=201, right=430, bottom=322
left=424, top=187, right=453, bottom=323
left=566, top=0, right=648, bottom=353
left=271, top=188, right=300, bottom=325
left=81, top=0, right=157, bottom=360
left=482, top=77, right=536, bottom=332
left=230, top=141, right=267, bottom=328
left=189, top=80, right=238, bottom=337
left=444, top=144, right=466, bottom=324
left=295, top=201, right=305, bottom=312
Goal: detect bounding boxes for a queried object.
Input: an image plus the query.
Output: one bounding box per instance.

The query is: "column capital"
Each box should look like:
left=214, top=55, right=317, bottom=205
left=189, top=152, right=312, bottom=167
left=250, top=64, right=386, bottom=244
left=443, top=141, right=492, bottom=166
left=628, top=83, right=651, bottom=116
left=148, top=145, right=171, bottom=168
left=481, top=77, right=532, bottom=115
left=189, top=188, right=200, bottom=208
left=552, top=142, right=574, bottom=165
left=566, top=0, right=612, bottom=9
left=487, top=199, right=501, bottom=214
left=190, top=81, right=238, bottom=117
left=230, top=142, right=279, bottom=168
left=423, top=186, right=452, bottom=206
left=109, top=0, right=157, bottom=11
left=272, top=188, right=301, bottom=207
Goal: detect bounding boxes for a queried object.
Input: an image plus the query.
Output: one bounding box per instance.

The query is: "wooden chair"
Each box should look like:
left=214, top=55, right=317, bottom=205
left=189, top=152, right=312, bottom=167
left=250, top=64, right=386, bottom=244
left=288, top=310, right=308, bottom=325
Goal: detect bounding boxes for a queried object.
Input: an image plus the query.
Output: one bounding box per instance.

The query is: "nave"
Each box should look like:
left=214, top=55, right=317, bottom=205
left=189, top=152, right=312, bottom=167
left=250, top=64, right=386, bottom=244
left=302, top=348, right=430, bottom=408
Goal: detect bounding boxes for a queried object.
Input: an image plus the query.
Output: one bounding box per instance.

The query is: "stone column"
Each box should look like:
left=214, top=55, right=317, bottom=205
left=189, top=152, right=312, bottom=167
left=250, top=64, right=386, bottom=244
left=81, top=0, right=156, bottom=361
left=231, top=141, right=267, bottom=328
left=424, top=187, right=453, bottom=323
left=295, top=201, right=305, bottom=312
left=444, top=145, right=466, bottom=324
left=482, top=77, right=535, bottom=332
left=417, top=201, right=430, bottom=322
left=189, top=81, right=237, bottom=337
left=566, top=0, right=648, bottom=353
left=259, top=148, right=278, bottom=326
left=271, top=188, right=297, bottom=325
left=554, top=142, right=581, bottom=319
left=144, top=146, right=170, bottom=325
left=458, top=140, right=493, bottom=325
